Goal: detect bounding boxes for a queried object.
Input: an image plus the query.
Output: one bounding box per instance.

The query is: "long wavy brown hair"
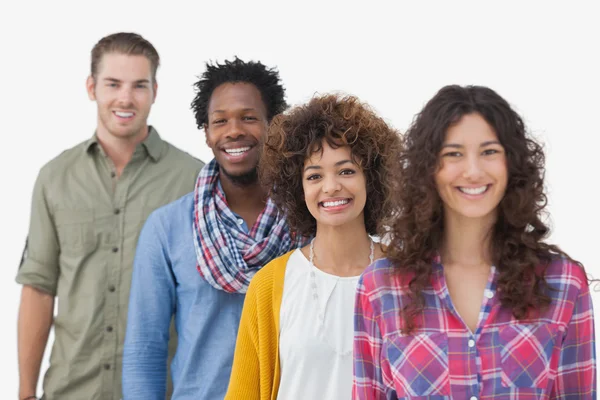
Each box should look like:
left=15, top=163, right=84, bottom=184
left=260, top=93, right=403, bottom=238
left=387, top=85, right=582, bottom=334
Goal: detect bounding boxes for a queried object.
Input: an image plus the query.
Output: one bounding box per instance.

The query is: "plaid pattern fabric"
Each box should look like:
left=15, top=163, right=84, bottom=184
left=192, top=159, right=301, bottom=293
left=353, top=256, right=597, bottom=399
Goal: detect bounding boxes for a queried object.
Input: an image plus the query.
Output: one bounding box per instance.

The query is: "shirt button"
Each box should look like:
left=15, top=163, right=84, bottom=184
left=106, top=326, right=113, bottom=332
left=485, top=290, right=494, bottom=299
left=110, top=172, right=116, bottom=178
left=237, top=219, right=244, bottom=225
left=468, top=339, right=475, bottom=348
left=114, top=209, right=120, bottom=215
left=112, top=247, right=119, bottom=253
left=470, top=397, right=478, bottom=400
left=104, top=363, right=111, bottom=370
left=108, top=285, right=116, bottom=292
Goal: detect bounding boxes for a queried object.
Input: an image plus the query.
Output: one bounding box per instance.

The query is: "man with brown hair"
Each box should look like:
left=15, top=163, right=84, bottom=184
left=15, top=32, right=203, bottom=400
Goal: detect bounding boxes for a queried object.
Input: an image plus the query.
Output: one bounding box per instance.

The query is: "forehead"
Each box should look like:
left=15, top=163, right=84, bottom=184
left=208, top=82, right=266, bottom=115
left=445, top=113, right=499, bottom=144
left=305, top=141, right=353, bottom=165
left=96, top=53, right=152, bottom=80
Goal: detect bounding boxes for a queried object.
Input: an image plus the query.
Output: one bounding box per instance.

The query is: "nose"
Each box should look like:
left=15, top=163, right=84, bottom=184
left=322, top=174, right=341, bottom=194
left=117, top=86, right=134, bottom=107
left=462, top=154, right=485, bottom=180
left=225, top=118, right=246, bottom=140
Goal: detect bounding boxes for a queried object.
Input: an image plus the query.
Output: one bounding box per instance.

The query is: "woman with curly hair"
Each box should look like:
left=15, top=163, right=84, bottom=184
left=353, top=85, right=596, bottom=399
left=225, top=93, right=402, bottom=399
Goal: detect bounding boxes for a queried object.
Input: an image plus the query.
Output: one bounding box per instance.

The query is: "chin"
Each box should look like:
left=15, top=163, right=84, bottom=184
left=222, top=166, right=256, bottom=178
left=454, top=207, right=498, bottom=220
left=221, top=166, right=259, bottom=186
left=318, top=214, right=360, bottom=228
left=223, top=165, right=252, bottom=175
left=109, top=126, right=142, bottom=138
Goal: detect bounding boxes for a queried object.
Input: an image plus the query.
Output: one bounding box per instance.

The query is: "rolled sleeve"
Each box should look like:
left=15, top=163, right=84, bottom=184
left=16, top=167, right=59, bottom=295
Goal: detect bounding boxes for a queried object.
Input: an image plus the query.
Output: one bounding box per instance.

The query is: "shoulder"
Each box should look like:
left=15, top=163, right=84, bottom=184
left=532, top=254, right=597, bottom=329
left=143, top=192, right=194, bottom=236
left=38, top=140, right=89, bottom=179
left=360, top=257, right=397, bottom=292
left=543, top=255, right=590, bottom=295
left=249, top=250, right=295, bottom=293
left=357, top=257, right=416, bottom=317
left=161, top=140, right=205, bottom=170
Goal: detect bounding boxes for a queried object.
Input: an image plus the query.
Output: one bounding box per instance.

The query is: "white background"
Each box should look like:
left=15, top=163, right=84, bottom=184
left=1, top=0, right=598, bottom=395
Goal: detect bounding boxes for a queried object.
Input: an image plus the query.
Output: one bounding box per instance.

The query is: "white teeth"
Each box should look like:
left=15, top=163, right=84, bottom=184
left=459, top=186, right=488, bottom=195
left=115, top=111, right=134, bottom=118
left=225, top=147, right=251, bottom=155
left=322, top=199, right=350, bottom=208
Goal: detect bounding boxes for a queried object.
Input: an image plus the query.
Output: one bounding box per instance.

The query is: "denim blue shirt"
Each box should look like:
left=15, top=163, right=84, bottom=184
left=122, top=192, right=246, bottom=399
left=217, top=180, right=249, bottom=232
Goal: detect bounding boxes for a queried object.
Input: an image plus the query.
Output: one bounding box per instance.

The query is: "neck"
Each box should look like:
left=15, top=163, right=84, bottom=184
left=312, top=218, right=371, bottom=275
left=220, top=172, right=268, bottom=216
left=441, top=209, right=496, bottom=267
left=96, top=125, right=149, bottom=175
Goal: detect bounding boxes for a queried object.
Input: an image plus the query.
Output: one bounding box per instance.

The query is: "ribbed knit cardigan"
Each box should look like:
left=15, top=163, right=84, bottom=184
left=224, top=250, right=293, bottom=400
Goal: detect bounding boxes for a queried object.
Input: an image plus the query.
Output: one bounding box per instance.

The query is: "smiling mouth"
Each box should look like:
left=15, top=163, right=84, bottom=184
left=223, top=146, right=252, bottom=157
left=320, top=198, right=351, bottom=208
left=114, top=111, right=135, bottom=118
left=457, top=185, right=490, bottom=195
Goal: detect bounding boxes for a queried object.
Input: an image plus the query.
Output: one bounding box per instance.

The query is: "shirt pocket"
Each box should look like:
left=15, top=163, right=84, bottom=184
left=498, top=323, right=560, bottom=389
left=384, top=331, right=451, bottom=397
left=54, top=209, right=97, bottom=254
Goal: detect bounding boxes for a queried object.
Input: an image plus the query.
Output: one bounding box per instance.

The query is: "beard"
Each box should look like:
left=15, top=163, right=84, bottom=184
left=221, top=166, right=259, bottom=186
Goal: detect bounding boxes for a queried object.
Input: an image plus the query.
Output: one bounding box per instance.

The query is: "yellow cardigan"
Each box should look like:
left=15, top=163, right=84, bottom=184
left=224, top=250, right=293, bottom=400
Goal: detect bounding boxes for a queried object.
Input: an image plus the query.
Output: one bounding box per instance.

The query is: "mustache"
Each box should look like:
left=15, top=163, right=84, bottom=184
left=219, top=138, right=262, bottom=149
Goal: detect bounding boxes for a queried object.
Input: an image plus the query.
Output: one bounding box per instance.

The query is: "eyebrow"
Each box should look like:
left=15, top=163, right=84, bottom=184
left=304, top=159, right=353, bottom=172
left=441, top=140, right=501, bottom=149
left=211, top=107, right=257, bottom=114
left=103, top=77, right=150, bottom=84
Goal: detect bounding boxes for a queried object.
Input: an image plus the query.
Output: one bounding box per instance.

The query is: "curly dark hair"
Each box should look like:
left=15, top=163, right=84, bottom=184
left=388, top=84, right=582, bottom=334
left=260, top=93, right=403, bottom=238
left=190, top=56, right=287, bottom=129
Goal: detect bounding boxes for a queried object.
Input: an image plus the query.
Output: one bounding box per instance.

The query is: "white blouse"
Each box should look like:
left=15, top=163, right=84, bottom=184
left=277, top=249, right=359, bottom=400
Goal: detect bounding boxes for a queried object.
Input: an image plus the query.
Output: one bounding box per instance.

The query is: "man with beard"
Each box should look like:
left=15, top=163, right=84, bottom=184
left=16, top=32, right=203, bottom=400
left=122, top=57, right=305, bottom=399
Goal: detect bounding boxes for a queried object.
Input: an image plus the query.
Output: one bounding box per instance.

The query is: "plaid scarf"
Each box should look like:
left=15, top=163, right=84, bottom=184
left=193, top=159, right=300, bottom=293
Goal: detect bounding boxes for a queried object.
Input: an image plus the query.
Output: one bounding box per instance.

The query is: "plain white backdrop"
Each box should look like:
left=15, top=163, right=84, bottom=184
left=1, top=0, right=598, bottom=395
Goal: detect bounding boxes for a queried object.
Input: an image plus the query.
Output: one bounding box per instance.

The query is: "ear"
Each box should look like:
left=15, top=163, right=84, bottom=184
left=152, top=81, right=158, bottom=103
left=86, top=76, right=96, bottom=101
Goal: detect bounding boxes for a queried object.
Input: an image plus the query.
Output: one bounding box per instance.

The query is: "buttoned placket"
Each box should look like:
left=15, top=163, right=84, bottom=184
left=99, top=151, right=121, bottom=393
left=99, top=147, right=150, bottom=396
left=437, top=264, right=497, bottom=399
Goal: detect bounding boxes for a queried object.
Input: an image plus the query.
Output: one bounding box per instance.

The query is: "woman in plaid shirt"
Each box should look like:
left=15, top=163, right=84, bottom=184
left=353, top=85, right=596, bottom=399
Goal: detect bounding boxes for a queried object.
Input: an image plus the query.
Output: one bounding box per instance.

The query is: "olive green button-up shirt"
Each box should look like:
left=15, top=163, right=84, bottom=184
left=16, top=127, right=203, bottom=400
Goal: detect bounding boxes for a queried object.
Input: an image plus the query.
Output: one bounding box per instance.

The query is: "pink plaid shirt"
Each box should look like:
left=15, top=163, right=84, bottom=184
left=353, top=256, right=596, bottom=399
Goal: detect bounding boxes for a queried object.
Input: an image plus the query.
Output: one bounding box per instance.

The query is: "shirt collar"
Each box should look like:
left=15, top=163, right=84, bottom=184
left=84, top=126, right=164, bottom=161
left=141, top=126, right=164, bottom=161
left=84, top=135, right=100, bottom=154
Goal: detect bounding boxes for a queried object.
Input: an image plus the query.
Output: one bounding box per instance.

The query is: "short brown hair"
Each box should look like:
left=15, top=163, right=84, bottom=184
left=260, top=93, right=403, bottom=238
left=90, top=32, right=160, bottom=82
